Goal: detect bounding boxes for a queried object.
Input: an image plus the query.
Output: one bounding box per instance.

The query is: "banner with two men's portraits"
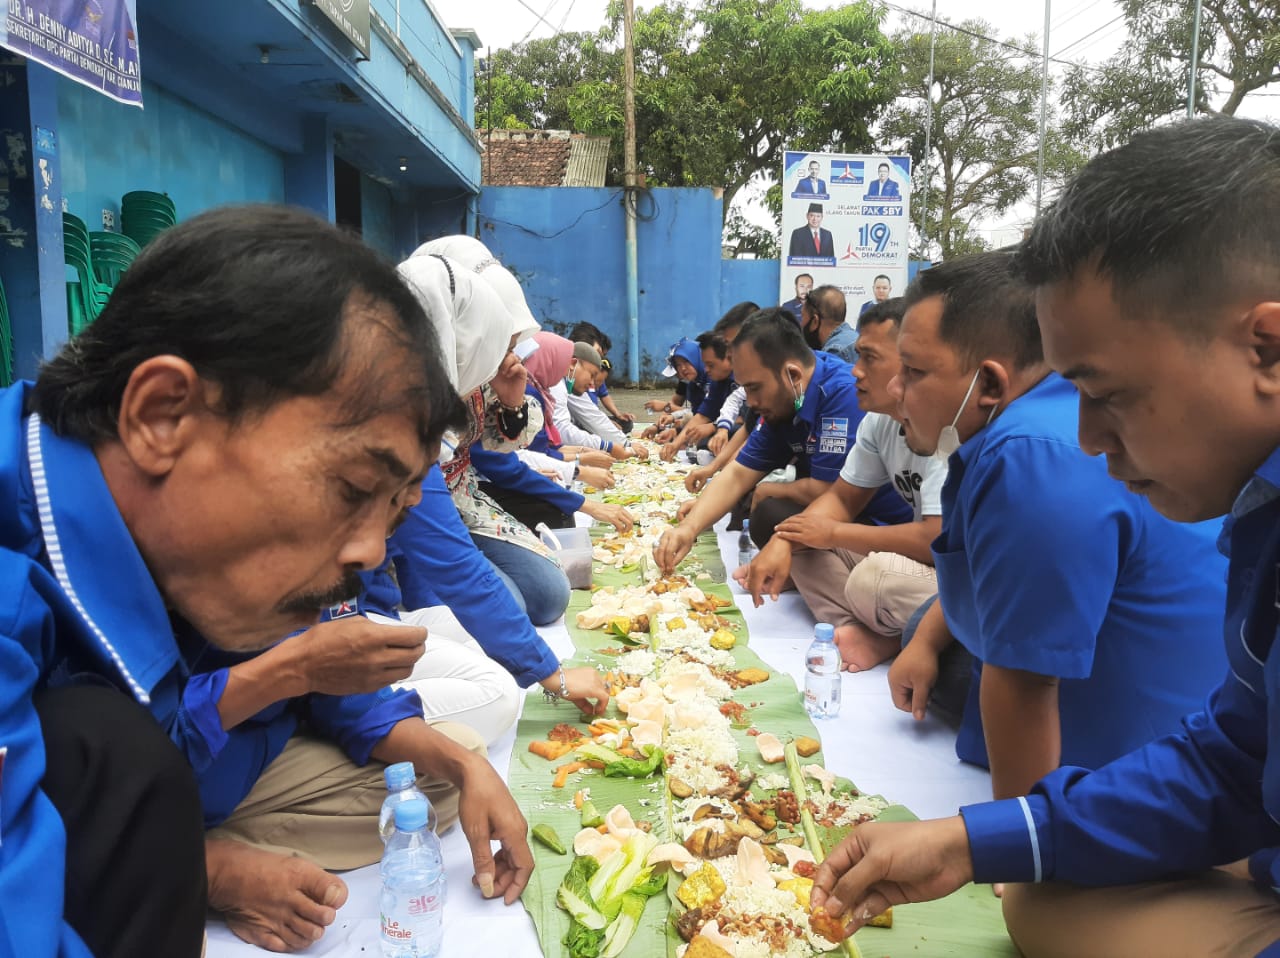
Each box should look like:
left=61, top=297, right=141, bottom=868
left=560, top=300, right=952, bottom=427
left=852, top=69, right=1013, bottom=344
left=780, top=150, right=912, bottom=319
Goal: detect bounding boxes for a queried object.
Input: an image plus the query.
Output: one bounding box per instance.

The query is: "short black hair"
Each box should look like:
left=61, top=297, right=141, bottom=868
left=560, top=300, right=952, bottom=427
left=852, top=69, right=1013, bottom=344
left=857, top=296, right=906, bottom=332
left=806, top=286, right=846, bottom=326
left=794, top=273, right=813, bottom=284
left=732, top=307, right=814, bottom=368
left=569, top=321, right=611, bottom=354
left=713, top=301, right=758, bottom=338
left=1019, top=116, right=1280, bottom=336
left=903, top=252, right=1043, bottom=370
left=696, top=331, right=729, bottom=359
left=878, top=163, right=889, bottom=171
left=32, top=204, right=464, bottom=448
left=873, top=274, right=891, bottom=284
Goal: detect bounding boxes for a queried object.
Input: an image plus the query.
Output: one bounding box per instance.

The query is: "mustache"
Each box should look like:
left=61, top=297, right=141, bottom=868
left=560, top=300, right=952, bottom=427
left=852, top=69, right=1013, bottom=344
left=276, top=570, right=365, bottom=616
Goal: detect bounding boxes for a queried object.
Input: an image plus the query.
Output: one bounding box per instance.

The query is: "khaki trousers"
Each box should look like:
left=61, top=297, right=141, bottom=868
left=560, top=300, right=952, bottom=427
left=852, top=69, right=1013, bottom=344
left=1003, top=873, right=1280, bottom=958
left=791, top=547, right=937, bottom=635
left=205, top=724, right=487, bottom=871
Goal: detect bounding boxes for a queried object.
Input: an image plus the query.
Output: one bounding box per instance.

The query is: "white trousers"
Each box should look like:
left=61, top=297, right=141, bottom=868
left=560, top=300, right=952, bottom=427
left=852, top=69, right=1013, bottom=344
left=368, top=607, right=522, bottom=745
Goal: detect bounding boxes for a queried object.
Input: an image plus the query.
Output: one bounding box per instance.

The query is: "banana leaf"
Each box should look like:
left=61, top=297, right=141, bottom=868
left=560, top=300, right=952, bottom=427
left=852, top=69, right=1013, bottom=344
left=513, top=527, right=1017, bottom=958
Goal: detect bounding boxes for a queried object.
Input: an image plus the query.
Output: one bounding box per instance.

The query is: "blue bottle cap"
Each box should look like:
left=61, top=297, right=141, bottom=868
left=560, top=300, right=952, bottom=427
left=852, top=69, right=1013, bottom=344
left=384, top=761, right=416, bottom=791
left=394, top=797, right=430, bottom=832
left=814, top=623, right=835, bottom=642
left=742, top=519, right=750, bottom=531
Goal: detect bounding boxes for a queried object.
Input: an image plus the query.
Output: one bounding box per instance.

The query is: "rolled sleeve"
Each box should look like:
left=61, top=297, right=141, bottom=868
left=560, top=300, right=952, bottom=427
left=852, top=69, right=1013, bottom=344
left=171, top=668, right=231, bottom=774
left=303, top=686, right=426, bottom=766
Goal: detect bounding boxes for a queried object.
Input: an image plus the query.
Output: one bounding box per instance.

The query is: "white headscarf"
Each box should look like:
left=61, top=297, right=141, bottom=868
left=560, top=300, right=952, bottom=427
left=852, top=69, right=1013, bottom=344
left=396, top=253, right=514, bottom=396
left=413, top=235, right=539, bottom=344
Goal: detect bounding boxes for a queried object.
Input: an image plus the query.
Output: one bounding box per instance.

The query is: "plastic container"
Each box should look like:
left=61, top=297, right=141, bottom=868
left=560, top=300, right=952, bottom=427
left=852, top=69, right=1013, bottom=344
left=379, top=762, right=436, bottom=842
left=380, top=797, right=446, bottom=957
left=804, top=622, right=842, bottom=720
left=539, top=525, right=594, bottom=590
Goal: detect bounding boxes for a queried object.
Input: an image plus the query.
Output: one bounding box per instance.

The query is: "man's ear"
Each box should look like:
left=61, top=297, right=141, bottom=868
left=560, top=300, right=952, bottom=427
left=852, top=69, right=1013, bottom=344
left=976, top=359, right=1013, bottom=410
left=115, top=356, right=209, bottom=478
left=1246, top=302, right=1280, bottom=397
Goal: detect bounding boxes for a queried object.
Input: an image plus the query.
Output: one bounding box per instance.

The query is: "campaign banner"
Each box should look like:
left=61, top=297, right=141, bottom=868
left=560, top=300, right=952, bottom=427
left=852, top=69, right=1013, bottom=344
left=780, top=150, right=912, bottom=320
left=3, top=0, right=142, bottom=107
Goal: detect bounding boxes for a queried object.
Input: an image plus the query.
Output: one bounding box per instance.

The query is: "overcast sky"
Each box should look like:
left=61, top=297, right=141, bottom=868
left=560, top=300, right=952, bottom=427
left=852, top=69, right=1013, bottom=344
left=431, top=0, right=1128, bottom=65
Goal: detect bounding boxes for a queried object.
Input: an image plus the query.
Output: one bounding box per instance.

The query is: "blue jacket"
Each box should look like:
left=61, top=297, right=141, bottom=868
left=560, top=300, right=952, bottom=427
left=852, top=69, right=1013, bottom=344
left=938, top=374, right=1227, bottom=772
left=0, top=384, right=424, bottom=852
left=736, top=351, right=911, bottom=525
left=470, top=444, right=584, bottom=517
left=357, top=466, right=560, bottom=688
left=957, top=413, right=1280, bottom=906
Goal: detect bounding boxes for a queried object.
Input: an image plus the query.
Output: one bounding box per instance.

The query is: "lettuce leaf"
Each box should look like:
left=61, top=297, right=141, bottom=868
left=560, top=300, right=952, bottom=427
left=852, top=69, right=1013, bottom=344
left=557, top=855, right=606, bottom=930
left=575, top=742, right=666, bottom=779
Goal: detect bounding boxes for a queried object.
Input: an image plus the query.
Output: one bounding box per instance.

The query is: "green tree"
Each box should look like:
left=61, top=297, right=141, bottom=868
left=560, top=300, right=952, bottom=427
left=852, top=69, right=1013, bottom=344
left=476, top=31, right=609, bottom=130
left=1062, top=0, right=1280, bottom=152
left=477, top=0, right=899, bottom=229
left=879, top=22, right=1084, bottom=260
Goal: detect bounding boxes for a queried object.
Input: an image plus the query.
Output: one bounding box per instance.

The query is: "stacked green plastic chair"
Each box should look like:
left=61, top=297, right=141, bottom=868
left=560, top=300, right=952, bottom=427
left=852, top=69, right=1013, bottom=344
left=0, top=275, right=13, bottom=388
left=63, top=212, right=111, bottom=335
left=121, top=191, right=176, bottom=247
left=89, top=231, right=141, bottom=288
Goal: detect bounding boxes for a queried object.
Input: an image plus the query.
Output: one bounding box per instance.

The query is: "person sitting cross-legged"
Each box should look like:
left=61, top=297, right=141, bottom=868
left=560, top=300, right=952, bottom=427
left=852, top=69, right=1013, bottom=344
left=746, top=297, right=946, bottom=673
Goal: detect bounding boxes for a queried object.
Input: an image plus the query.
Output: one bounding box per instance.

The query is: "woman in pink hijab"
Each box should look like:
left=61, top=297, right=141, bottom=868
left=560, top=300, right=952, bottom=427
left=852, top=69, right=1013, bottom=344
left=521, top=332, right=616, bottom=485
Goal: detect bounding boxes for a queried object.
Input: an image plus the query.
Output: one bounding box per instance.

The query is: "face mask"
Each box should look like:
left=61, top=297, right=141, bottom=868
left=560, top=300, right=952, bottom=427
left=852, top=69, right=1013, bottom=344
left=565, top=376, right=576, bottom=394
left=934, top=368, right=997, bottom=462
left=790, top=369, right=804, bottom=412
left=802, top=320, right=823, bottom=351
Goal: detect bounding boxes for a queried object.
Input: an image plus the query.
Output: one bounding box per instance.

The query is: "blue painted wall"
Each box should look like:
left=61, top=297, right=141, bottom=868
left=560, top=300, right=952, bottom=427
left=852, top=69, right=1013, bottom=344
left=721, top=259, right=784, bottom=315
left=58, top=80, right=286, bottom=228
left=480, top=186, right=733, bottom=379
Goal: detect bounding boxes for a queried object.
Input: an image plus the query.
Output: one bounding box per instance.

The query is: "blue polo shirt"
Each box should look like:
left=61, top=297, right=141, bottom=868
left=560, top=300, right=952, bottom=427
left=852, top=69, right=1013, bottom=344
left=961, top=442, right=1280, bottom=924
left=936, top=373, right=1228, bottom=771
left=736, top=351, right=910, bottom=524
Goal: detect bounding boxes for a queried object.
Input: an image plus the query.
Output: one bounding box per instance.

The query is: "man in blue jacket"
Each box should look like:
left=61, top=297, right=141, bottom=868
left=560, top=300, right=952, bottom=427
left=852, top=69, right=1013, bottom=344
left=811, top=117, right=1280, bottom=958
left=0, top=206, right=534, bottom=956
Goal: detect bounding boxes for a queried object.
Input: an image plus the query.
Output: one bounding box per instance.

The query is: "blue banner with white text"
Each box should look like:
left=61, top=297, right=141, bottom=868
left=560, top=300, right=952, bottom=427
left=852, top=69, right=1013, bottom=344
left=3, top=0, right=142, bottom=107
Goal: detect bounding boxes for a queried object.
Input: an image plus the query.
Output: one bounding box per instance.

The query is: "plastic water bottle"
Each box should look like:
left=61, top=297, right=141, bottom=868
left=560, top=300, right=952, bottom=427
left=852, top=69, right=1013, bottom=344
left=804, top=623, right=842, bottom=719
left=379, top=762, right=436, bottom=842
left=738, top=520, right=758, bottom=568
left=380, top=797, right=446, bottom=958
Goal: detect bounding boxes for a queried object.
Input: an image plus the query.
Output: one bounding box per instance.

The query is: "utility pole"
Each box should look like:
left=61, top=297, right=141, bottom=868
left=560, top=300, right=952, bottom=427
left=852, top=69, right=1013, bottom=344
left=1036, top=0, right=1051, bottom=215
left=918, top=0, right=937, bottom=259
left=623, top=0, right=640, bottom=385
left=1187, top=0, right=1203, bottom=117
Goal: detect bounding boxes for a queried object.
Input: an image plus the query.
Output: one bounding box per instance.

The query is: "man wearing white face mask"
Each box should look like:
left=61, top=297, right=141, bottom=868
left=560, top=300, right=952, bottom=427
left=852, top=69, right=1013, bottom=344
left=886, top=252, right=1228, bottom=805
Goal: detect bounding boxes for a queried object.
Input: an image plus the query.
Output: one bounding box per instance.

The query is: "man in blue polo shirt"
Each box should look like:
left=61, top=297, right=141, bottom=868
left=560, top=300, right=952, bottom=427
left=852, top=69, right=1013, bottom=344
left=811, top=117, right=1280, bottom=957
left=655, top=308, right=908, bottom=573
left=885, top=252, right=1226, bottom=800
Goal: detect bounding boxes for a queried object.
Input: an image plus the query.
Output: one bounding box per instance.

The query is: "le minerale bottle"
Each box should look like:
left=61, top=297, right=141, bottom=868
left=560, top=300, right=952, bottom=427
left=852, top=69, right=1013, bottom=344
left=380, top=797, right=446, bottom=958
left=378, top=761, right=436, bottom=842
left=804, top=622, right=842, bottom=719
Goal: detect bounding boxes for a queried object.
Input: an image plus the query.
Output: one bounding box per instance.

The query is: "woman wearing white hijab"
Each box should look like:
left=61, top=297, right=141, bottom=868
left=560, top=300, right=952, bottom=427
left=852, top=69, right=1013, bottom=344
left=360, top=252, right=610, bottom=741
